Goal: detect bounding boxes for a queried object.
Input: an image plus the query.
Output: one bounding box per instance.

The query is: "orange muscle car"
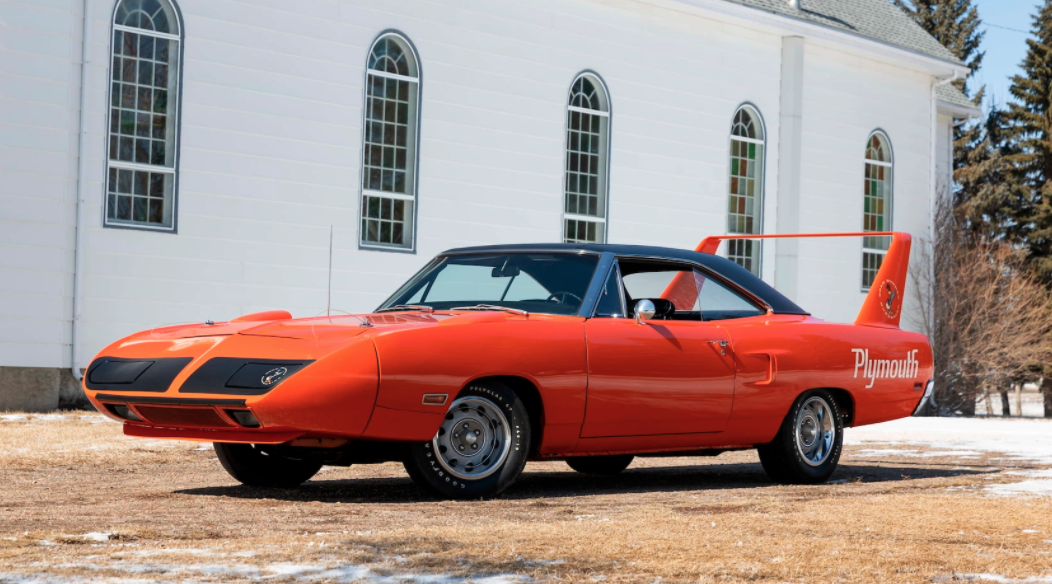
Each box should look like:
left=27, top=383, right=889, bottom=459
left=83, top=232, right=933, bottom=498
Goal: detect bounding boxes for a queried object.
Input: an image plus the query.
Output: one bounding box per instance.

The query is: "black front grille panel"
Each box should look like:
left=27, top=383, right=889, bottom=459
left=179, top=358, right=313, bottom=395
left=85, top=357, right=193, bottom=392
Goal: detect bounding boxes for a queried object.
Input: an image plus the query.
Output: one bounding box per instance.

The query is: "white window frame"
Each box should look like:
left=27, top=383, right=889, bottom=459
left=358, top=31, right=421, bottom=253
left=725, top=104, right=767, bottom=276
left=562, top=72, right=611, bottom=244
left=103, top=0, right=183, bottom=233
left=861, top=130, right=894, bottom=291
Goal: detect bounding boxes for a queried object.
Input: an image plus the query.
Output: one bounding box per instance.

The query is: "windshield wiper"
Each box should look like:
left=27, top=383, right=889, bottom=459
left=450, top=304, right=529, bottom=316
left=376, top=304, right=434, bottom=313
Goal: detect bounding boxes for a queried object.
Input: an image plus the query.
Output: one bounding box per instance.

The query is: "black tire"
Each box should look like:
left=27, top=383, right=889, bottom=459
left=403, top=381, right=530, bottom=499
left=214, top=443, right=323, bottom=488
left=757, top=389, right=844, bottom=485
left=566, top=455, right=634, bottom=476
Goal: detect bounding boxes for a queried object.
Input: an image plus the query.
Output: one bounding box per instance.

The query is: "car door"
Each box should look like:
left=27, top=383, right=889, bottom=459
left=581, top=259, right=738, bottom=438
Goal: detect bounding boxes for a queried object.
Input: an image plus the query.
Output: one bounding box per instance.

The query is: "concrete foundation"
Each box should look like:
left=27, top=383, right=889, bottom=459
left=0, top=367, right=87, bottom=412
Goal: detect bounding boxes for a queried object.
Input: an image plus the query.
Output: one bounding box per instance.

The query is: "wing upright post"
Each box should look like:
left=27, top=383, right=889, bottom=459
left=691, top=232, right=911, bottom=329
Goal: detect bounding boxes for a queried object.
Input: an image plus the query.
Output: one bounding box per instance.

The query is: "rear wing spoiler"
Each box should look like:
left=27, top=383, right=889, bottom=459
left=695, top=232, right=911, bottom=329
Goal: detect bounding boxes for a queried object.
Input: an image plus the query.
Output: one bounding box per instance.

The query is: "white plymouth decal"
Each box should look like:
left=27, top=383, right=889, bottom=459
left=852, top=348, right=919, bottom=389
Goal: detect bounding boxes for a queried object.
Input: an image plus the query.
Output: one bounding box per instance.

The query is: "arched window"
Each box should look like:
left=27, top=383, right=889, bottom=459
left=727, top=105, right=765, bottom=275
left=360, top=32, right=420, bottom=251
left=105, top=0, right=182, bottom=231
left=862, top=131, right=893, bottom=289
left=563, top=73, right=610, bottom=243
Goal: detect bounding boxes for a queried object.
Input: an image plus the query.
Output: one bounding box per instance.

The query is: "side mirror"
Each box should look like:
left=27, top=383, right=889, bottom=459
left=634, top=299, right=656, bottom=324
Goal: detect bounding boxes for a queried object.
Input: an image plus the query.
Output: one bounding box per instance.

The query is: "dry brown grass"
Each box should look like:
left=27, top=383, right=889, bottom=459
left=0, top=411, right=200, bottom=469
left=1, top=414, right=1051, bottom=583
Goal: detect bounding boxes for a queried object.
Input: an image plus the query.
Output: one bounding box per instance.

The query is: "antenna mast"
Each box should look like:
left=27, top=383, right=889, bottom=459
left=327, top=225, right=333, bottom=318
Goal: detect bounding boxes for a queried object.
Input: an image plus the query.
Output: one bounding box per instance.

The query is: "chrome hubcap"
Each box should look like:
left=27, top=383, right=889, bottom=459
left=795, top=397, right=835, bottom=467
left=432, top=396, right=511, bottom=480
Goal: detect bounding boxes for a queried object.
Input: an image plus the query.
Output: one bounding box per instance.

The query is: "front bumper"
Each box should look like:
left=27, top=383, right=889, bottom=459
left=84, top=332, right=383, bottom=442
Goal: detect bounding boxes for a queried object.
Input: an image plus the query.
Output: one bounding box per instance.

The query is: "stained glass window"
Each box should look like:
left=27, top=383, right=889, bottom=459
left=727, top=106, right=765, bottom=275
left=106, top=0, right=181, bottom=230
left=360, top=34, right=419, bottom=250
left=862, top=132, right=893, bottom=289
left=564, top=74, right=609, bottom=243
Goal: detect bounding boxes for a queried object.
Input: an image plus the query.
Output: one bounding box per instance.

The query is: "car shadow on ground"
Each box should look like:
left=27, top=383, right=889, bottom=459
left=174, top=461, right=994, bottom=504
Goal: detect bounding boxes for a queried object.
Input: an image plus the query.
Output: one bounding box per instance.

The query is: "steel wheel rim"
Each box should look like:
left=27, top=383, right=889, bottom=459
left=432, top=396, right=512, bottom=480
left=795, top=397, right=835, bottom=467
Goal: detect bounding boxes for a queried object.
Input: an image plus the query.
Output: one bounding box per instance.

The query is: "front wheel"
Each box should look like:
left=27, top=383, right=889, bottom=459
left=403, top=381, right=530, bottom=499
left=757, top=389, right=844, bottom=484
left=214, top=443, right=323, bottom=487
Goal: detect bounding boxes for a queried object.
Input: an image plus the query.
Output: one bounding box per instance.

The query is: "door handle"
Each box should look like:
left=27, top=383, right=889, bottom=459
left=707, top=340, right=730, bottom=355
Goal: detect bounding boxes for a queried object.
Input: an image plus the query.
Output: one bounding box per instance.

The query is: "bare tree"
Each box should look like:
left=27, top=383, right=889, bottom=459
left=910, top=197, right=1052, bottom=416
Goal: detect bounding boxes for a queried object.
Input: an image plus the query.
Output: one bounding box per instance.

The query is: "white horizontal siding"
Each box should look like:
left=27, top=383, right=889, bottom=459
left=0, top=0, right=78, bottom=368
left=0, top=0, right=946, bottom=368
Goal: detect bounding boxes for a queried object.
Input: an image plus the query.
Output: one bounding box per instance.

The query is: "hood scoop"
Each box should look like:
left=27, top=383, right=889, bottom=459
left=239, top=316, right=372, bottom=340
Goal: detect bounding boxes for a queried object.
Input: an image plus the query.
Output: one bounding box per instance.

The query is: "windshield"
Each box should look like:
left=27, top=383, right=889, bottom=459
left=379, top=253, right=600, bottom=315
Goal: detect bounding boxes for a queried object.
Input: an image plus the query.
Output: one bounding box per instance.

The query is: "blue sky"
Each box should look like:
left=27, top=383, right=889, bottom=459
left=969, top=0, right=1038, bottom=112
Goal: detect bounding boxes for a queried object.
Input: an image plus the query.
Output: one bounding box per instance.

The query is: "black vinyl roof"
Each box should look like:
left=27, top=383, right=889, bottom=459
left=442, top=243, right=809, bottom=315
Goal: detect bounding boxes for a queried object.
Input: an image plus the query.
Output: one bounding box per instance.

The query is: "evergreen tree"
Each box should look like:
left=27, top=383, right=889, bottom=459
left=955, top=105, right=1031, bottom=245
left=892, top=0, right=985, bottom=97
left=1006, top=0, right=1052, bottom=284
left=893, top=0, right=988, bottom=220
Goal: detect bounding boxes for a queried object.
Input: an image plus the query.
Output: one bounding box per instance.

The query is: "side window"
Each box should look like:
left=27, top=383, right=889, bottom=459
left=594, top=265, right=625, bottom=317
left=694, top=270, right=764, bottom=320
left=619, top=263, right=701, bottom=321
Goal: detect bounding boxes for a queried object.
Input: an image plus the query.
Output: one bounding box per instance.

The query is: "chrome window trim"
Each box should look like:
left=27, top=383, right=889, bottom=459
left=581, top=252, right=617, bottom=318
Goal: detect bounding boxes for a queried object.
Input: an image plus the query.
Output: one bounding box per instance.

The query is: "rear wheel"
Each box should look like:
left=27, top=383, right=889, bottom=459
left=403, top=381, right=530, bottom=499
left=757, top=389, right=843, bottom=484
left=214, top=443, right=323, bottom=488
left=566, top=455, right=634, bottom=476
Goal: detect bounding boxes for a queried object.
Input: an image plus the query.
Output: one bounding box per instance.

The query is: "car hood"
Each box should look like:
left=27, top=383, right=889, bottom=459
left=143, top=311, right=524, bottom=341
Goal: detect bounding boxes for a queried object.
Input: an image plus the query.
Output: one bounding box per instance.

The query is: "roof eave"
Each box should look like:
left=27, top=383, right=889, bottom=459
left=637, top=0, right=969, bottom=77
left=937, top=100, right=982, bottom=119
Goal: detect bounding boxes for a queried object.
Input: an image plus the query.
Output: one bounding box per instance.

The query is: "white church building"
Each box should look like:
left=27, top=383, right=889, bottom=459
left=0, top=0, right=979, bottom=409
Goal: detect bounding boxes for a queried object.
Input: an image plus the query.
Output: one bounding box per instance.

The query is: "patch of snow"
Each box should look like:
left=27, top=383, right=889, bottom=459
left=847, top=417, right=1052, bottom=497
left=32, top=413, right=71, bottom=422
left=988, top=469, right=1052, bottom=498
left=0, top=414, right=27, bottom=422
left=854, top=448, right=980, bottom=458
left=0, top=549, right=534, bottom=584
left=80, top=532, right=113, bottom=542
left=194, top=444, right=213, bottom=451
